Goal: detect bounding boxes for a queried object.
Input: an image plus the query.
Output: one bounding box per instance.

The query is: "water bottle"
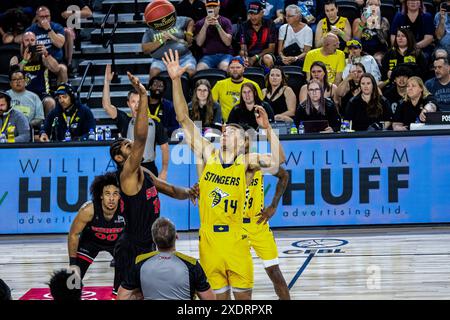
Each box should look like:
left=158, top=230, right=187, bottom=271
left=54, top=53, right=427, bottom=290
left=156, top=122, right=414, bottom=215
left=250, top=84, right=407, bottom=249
left=0, top=133, right=6, bottom=143
left=88, top=128, right=95, bottom=141
left=298, top=122, right=305, bottom=134
left=96, top=127, right=104, bottom=141
left=104, top=126, right=112, bottom=140
left=290, top=123, right=298, bottom=134
left=6, top=126, right=15, bottom=143
left=64, top=130, right=72, bottom=142
left=298, top=3, right=314, bottom=23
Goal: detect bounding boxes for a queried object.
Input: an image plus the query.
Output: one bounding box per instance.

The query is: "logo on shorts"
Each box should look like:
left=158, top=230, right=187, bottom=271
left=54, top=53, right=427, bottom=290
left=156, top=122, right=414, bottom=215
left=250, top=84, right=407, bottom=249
left=209, top=188, right=229, bottom=208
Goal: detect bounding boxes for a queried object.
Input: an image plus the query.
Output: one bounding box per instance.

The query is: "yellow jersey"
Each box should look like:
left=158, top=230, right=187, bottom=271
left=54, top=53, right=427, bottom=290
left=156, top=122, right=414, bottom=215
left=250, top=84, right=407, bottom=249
left=303, top=48, right=346, bottom=84
left=198, top=149, right=247, bottom=231
left=244, top=170, right=264, bottom=219
left=211, top=78, right=264, bottom=122
left=320, top=16, right=348, bottom=37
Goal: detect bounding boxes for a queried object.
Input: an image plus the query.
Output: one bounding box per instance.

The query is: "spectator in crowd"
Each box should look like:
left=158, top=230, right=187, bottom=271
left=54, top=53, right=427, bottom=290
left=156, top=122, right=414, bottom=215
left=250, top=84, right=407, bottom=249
left=382, top=65, right=413, bottom=115
left=315, top=0, right=352, bottom=50
left=390, top=0, right=435, bottom=58
left=345, top=73, right=393, bottom=131
left=218, top=0, right=247, bottom=24
left=262, top=67, right=296, bottom=122
left=239, top=1, right=277, bottom=70
left=0, top=91, right=30, bottom=142
left=352, top=0, right=390, bottom=61
left=188, top=79, right=223, bottom=130
left=433, top=48, right=448, bottom=60
left=0, top=279, right=12, bottom=300
left=303, top=33, right=345, bottom=85
left=393, top=76, right=438, bottom=130
left=39, top=83, right=95, bottom=142
left=0, top=7, right=30, bottom=44
left=175, top=0, right=207, bottom=23
left=284, top=0, right=326, bottom=29
left=342, top=39, right=381, bottom=82
left=337, top=62, right=366, bottom=117
left=277, top=4, right=313, bottom=66
left=26, top=7, right=66, bottom=64
left=195, top=0, right=233, bottom=72
left=142, top=15, right=196, bottom=79
left=300, top=61, right=339, bottom=104
left=147, top=76, right=179, bottom=138
left=227, top=82, right=275, bottom=130
left=10, top=31, right=65, bottom=114
left=294, top=79, right=341, bottom=132
left=258, top=0, right=285, bottom=26
left=425, top=57, right=450, bottom=111
left=7, top=70, right=45, bottom=140
left=212, top=56, right=264, bottom=122
left=118, top=217, right=216, bottom=300
left=102, top=65, right=169, bottom=179
left=435, top=0, right=450, bottom=53
left=381, top=27, right=428, bottom=84
left=48, top=269, right=82, bottom=301
left=38, top=0, right=93, bottom=73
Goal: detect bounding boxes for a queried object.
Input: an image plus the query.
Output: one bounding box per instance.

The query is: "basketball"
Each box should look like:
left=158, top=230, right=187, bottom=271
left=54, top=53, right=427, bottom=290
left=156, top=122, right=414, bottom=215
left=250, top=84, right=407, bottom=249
left=144, top=0, right=177, bottom=31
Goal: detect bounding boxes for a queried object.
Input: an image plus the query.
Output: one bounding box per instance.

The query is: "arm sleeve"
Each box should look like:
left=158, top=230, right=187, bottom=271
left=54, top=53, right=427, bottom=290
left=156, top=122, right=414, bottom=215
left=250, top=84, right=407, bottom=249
left=43, top=110, right=56, bottom=136
left=211, top=83, right=220, bottom=102
left=52, top=22, right=65, bottom=36
left=390, top=13, right=402, bottom=35
left=303, top=51, right=313, bottom=73
left=336, top=51, right=346, bottom=73
left=423, top=13, right=435, bottom=36
left=381, top=98, right=393, bottom=121
left=304, top=27, right=313, bottom=47
left=222, top=17, right=233, bottom=34
left=227, top=107, right=238, bottom=124
left=192, top=262, right=211, bottom=293
left=326, top=100, right=342, bottom=132
left=14, top=113, right=31, bottom=142
left=278, top=24, right=287, bottom=41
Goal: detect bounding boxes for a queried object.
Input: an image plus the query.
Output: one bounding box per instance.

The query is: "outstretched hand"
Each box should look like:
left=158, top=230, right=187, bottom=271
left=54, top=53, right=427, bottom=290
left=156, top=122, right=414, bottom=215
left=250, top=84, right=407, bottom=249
left=127, top=71, right=146, bottom=95
left=162, top=49, right=189, bottom=80
left=254, top=105, right=270, bottom=129
left=105, top=64, right=115, bottom=82
left=188, top=183, right=200, bottom=206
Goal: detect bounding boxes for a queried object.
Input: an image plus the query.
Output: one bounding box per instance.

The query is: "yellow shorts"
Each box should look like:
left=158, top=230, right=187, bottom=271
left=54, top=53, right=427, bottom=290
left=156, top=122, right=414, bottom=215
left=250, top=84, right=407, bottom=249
left=199, top=226, right=253, bottom=291
left=243, top=217, right=279, bottom=265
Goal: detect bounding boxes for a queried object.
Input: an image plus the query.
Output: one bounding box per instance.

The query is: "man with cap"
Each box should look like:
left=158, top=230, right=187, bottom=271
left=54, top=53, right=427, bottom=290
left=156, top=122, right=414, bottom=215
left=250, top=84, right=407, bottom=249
left=39, top=83, right=96, bottom=142
left=211, top=56, right=264, bottom=122
left=239, top=1, right=277, bottom=69
left=195, top=0, right=234, bottom=72
left=382, top=65, right=413, bottom=114
left=0, top=91, right=30, bottom=143
left=342, top=38, right=381, bottom=82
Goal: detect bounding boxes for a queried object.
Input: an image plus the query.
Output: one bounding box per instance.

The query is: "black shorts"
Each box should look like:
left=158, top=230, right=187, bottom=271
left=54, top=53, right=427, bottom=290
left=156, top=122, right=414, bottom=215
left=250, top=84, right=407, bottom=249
left=77, top=240, right=115, bottom=265
left=114, top=233, right=155, bottom=288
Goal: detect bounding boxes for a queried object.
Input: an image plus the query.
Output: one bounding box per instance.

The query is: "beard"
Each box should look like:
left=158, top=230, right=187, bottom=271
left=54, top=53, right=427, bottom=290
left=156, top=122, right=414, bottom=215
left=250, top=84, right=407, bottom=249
left=150, top=90, right=163, bottom=100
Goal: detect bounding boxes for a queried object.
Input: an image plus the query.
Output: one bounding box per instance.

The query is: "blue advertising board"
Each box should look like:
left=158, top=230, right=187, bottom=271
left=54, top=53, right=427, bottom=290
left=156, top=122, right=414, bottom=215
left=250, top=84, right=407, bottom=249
left=1, top=133, right=450, bottom=234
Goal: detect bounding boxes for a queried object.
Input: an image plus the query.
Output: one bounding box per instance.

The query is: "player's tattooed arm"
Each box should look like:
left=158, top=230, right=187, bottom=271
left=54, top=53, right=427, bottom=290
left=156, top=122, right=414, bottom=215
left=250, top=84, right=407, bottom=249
left=257, top=167, right=289, bottom=225
left=68, top=202, right=94, bottom=263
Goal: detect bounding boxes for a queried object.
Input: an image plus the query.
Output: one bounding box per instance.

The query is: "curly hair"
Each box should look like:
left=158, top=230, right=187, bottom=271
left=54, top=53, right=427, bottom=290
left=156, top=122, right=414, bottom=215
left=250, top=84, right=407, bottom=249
left=89, top=172, right=119, bottom=203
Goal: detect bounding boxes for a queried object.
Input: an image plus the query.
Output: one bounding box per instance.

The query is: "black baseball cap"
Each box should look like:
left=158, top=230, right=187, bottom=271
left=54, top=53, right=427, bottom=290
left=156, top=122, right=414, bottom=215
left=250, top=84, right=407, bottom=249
left=248, top=1, right=264, bottom=14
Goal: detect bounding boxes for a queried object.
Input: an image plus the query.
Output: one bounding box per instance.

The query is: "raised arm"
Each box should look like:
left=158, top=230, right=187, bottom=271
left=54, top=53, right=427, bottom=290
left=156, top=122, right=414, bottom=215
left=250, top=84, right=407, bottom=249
left=146, top=168, right=199, bottom=203
left=121, top=72, right=149, bottom=177
left=162, top=49, right=214, bottom=160
left=102, top=64, right=118, bottom=119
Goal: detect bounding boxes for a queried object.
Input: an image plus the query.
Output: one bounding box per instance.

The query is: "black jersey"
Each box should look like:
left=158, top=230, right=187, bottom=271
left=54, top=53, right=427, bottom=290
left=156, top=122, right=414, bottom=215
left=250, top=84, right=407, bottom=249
left=118, top=168, right=161, bottom=243
left=79, top=201, right=126, bottom=247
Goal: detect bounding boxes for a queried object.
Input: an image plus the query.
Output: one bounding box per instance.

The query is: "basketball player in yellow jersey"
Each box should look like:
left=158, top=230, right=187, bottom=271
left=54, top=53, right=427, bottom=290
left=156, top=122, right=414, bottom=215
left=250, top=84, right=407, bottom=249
left=244, top=168, right=290, bottom=299
left=162, top=49, right=285, bottom=300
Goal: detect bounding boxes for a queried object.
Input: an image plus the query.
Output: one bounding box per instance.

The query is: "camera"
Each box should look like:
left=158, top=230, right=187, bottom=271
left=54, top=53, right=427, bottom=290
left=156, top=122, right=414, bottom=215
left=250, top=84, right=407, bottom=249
left=29, top=45, right=37, bottom=54
left=207, top=8, right=215, bottom=17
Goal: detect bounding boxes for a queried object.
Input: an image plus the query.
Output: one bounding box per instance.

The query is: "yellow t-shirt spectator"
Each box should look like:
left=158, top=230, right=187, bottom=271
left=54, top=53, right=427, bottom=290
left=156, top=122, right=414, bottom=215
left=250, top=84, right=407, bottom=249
left=212, top=78, right=263, bottom=122
left=303, top=48, right=346, bottom=84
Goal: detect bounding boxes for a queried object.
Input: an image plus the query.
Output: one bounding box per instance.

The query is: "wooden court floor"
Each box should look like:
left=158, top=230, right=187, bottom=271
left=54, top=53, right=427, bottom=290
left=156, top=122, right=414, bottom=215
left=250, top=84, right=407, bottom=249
left=1, top=225, right=450, bottom=300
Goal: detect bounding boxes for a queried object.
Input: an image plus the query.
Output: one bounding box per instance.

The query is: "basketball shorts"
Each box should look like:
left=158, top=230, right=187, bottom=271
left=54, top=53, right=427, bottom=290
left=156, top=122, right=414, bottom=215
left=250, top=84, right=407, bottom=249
left=114, top=233, right=155, bottom=289
left=242, top=217, right=279, bottom=267
left=199, top=226, right=253, bottom=291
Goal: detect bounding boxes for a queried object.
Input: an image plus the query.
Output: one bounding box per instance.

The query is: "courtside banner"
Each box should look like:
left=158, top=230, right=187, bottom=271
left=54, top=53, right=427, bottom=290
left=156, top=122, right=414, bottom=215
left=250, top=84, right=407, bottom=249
left=263, top=135, right=450, bottom=227
left=0, top=145, right=190, bottom=234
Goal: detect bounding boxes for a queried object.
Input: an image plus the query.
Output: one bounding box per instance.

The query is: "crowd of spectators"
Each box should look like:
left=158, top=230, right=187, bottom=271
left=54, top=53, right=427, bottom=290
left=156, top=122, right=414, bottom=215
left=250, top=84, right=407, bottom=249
left=0, top=0, right=449, bottom=144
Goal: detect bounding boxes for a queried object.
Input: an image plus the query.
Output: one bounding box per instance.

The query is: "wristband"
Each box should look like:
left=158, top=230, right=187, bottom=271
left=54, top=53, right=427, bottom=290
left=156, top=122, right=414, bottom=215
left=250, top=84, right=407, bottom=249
left=159, top=38, right=164, bottom=45
left=69, top=257, right=77, bottom=265
left=215, top=24, right=221, bottom=30
left=20, top=59, right=28, bottom=64
left=184, top=31, right=193, bottom=37
left=255, top=54, right=260, bottom=61
left=46, top=28, right=52, bottom=33
left=358, top=24, right=365, bottom=31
